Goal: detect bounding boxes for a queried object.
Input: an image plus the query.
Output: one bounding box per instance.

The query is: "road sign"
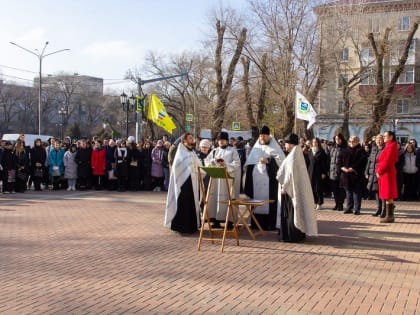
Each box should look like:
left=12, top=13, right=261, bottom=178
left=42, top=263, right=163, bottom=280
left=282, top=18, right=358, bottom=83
left=231, top=122, right=240, bottom=131
left=186, top=113, right=193, bottom=122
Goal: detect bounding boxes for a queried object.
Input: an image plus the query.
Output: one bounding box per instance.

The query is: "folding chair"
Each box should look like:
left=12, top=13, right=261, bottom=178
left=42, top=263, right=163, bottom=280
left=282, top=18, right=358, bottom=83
left=197, top=166, right=239, bottom=252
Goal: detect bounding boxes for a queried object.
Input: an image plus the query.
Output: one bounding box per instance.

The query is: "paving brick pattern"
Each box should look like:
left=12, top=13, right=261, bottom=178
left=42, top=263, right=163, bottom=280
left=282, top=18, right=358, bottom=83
left=0, top=191, right=419, bottom=314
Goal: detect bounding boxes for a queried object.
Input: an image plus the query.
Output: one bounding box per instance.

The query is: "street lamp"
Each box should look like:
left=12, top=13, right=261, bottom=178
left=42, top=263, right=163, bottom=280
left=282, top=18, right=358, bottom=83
left=120, top=91, right=136, bottom=139
left=10, top=41, right=70, bottom=135
left=58, top=107, right=67, bottom=139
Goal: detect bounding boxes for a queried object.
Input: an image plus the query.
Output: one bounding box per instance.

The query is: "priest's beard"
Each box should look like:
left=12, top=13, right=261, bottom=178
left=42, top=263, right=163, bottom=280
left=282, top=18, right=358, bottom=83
left=185, top=143, right=194, bottom=151
left=260, top=139, right=270, bottom=145
left=220, top=145, right=228, bottom=149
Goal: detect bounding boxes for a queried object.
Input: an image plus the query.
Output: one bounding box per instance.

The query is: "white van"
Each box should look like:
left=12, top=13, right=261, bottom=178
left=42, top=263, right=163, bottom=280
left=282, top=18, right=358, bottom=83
left=1, top=134, right=54, bottom=147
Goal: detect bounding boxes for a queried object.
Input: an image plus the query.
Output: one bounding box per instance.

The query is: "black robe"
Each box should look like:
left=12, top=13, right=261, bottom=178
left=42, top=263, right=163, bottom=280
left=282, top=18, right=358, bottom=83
left=279, top=194, right=306, bottom=242
left=170, top=177, right=198, bottom=234
left=244, top=158, right=279, bottom=231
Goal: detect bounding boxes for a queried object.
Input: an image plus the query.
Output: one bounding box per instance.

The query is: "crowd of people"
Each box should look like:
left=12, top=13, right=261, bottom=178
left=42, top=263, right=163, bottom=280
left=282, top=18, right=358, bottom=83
left=1, top=129, right=418, bottom=241
left=164, top=128, right=419, bottom=242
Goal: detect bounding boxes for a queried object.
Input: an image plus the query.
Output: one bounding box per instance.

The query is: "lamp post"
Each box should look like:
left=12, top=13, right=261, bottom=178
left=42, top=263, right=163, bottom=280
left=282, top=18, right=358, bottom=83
left=58, top=107, right=66, bottom=139
left=120, top=91, right=136, bottom=139
left=10, top=41, right=70, bottom=135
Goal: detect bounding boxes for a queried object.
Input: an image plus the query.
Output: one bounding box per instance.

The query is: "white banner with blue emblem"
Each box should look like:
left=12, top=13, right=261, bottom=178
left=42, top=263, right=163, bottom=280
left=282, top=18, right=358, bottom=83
left=295, top=91, right=317, bottom=129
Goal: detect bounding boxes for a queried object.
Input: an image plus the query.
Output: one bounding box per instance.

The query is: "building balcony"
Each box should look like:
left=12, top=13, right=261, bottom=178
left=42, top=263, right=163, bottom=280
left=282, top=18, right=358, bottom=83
left=359, top=84, right=415, bottom=97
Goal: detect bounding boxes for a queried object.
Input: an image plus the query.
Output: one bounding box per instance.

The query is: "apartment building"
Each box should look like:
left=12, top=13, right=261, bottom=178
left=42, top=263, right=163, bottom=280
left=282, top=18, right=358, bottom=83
left=314, top=0, right=420, bottom=143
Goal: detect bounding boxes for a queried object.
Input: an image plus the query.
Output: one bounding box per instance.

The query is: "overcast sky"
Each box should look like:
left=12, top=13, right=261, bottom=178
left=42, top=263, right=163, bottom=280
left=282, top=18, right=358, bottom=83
left=0, top=0, right=246, bottom=93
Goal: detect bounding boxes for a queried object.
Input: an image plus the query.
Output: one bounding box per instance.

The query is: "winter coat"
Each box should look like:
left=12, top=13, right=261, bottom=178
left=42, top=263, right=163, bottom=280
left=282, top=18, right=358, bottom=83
left=75, top=148, right=92, bottom=179
left=151, top=146, right=164, bottom=178
left=329, top=144, right=346, bottom=181
left=30, top=145, right=47, bottom=175
left=338, top=144, right=367, bottom=190
left=105, top=146, right=117, bottom=171
left=1, top=148, right=18, bottom=172
left=48, top=148, right=65, bottom=176
left=63, top=150, right=78, bottom=179
left=16, top=149, right=30, bottom=176
left=308, top=148, right=329, bottom=193
left=91, top=148, right=106, bottom=176
left=376, top=140, right=399, bottom=200
left=115, top=147, right=128, bottom=178
left=365, top=145, right=383, bottom=192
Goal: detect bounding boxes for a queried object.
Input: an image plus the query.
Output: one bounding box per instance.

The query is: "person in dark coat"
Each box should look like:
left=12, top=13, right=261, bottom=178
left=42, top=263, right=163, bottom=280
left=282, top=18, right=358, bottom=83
left=308, top=138, right=329, bottom=210
left=140, top=141, right=153, bottom=190
left=127, top=142, right=141, bottom=191
left=75, top=139, right=92, bottom=190
left=105, top=140, right=117, bottom=191
left=14, top=140, right=30, bottom=193
left=30, top=138, right=47, bottom=191
left=365, top=135, right=385, bottom=216
left=161, top=141, right=171, bottom=192
left=115, top=140, right=129, bottom=192
left=399, top=143, right=419, bottom=201
left=1, top=141, right=18, bottom=193
left=339, top=136, right=368, bottom=215
left=329, top=133, right=347, bottom=211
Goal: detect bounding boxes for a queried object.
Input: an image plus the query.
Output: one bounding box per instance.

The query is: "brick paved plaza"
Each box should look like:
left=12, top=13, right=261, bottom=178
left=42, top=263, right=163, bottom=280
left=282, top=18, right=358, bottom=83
left=0, top=191, right=419, bottom=314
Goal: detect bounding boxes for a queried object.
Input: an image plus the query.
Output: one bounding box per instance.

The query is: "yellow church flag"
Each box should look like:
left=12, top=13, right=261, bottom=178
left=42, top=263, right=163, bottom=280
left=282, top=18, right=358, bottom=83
left=147, top=94, right=176, bottom=134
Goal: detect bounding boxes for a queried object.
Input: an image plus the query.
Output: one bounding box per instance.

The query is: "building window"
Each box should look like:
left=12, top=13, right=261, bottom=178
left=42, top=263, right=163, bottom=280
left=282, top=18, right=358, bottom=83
left=397, top=99, right=409, bottom=114
left=390, top=67, right=414, bottom=83
left=361, top=47, right=374, bottom=66
left=338, top=74, right=349, bottom=88
left=342, top=48, right=349, bottom=62
left=338, top=101, right=344, bottom=114
left=399, top=16, right=410, bottom=31
left=391, top=40, right=415, bottom=65
left=369, top=18, right=379, bottom=33
left=361, top=68, right=376, bottom=85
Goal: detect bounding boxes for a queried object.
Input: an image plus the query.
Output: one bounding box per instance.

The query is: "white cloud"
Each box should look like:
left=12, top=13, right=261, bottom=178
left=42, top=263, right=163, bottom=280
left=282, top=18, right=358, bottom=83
left=83, top=40, right=135, bottom=58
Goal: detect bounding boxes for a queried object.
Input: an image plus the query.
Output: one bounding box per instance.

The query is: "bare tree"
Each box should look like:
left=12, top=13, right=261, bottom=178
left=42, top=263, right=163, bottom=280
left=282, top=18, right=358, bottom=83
left=365, top=21, right=419, bottom=139
left=245, top=0, right=322, bottom=137
left=127, top=51, right=216, bottom=138
left=212, top=19, right=247, bottom=135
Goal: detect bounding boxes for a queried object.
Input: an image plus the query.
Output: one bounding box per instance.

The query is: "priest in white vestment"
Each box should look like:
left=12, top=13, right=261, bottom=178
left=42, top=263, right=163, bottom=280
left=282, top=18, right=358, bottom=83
left=164, top=133, right=201, bottom=234
left=244, top=126, right=285, bottom=230
left=204, top=131, right=241, bottom=228
left=276, top=133, right=318, bottom=242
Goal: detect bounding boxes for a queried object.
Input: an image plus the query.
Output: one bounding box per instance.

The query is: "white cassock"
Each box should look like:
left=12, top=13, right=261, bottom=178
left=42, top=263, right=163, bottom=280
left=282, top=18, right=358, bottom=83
left=276, top=145, right=318, bottom=236
left=164, top=143, right=201, bottom=229
left=244, top=137, right=285, bottom=214
left=204, top=146, right=241, bottom=221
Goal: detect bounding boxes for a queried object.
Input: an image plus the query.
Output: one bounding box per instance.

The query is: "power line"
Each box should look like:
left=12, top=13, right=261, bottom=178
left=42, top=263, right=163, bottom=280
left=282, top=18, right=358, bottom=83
left=0, top=64, right=39, bottom=74
left=0, top=63, right=133, bottom=82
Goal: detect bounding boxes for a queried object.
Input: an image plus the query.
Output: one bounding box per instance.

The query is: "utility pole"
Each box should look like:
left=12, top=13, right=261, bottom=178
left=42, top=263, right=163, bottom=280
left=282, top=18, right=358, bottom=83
left=131, top=71, right=189, bottom=142
left=10, top=41, right=70, bottom=135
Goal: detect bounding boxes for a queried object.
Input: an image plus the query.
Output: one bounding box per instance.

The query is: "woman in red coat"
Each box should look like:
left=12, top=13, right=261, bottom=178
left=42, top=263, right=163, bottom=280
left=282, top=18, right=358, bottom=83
left=91, top=140, right=106, bottom=190
left=376, top=131, right=399, bottom=223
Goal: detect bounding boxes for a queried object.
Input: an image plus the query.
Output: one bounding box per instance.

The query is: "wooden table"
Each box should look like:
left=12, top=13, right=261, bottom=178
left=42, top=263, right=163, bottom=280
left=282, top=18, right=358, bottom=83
left=229, top=199, right=274, bottom=240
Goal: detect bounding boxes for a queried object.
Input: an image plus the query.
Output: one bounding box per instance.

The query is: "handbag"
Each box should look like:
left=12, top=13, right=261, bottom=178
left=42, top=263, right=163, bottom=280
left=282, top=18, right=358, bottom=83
left=52, top=166, right=61, bottom=177
left=7, top=169, right=16, bottom=183
left=108, top=169, right=118, bottom=180
left=17, top=170, right=26, bottom=181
